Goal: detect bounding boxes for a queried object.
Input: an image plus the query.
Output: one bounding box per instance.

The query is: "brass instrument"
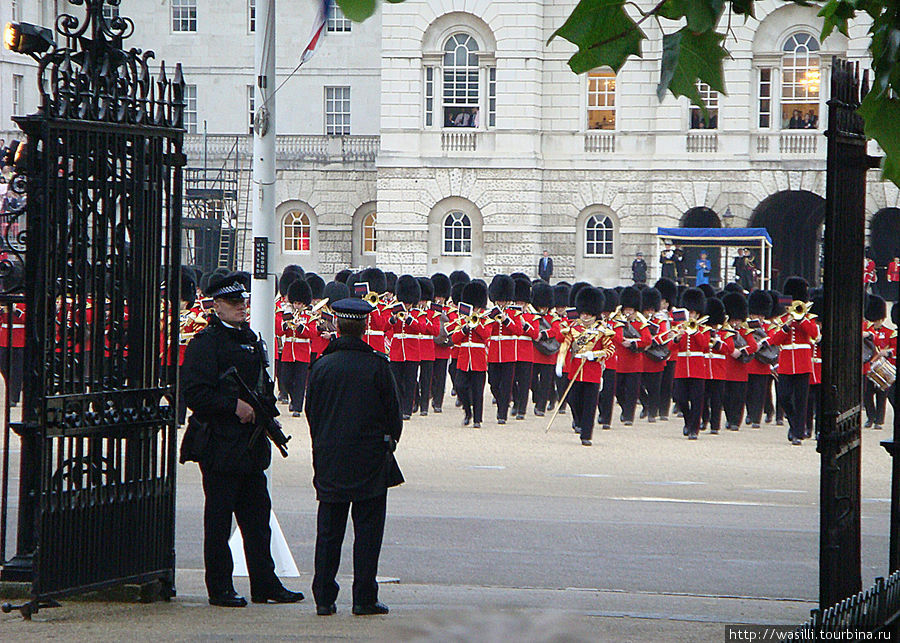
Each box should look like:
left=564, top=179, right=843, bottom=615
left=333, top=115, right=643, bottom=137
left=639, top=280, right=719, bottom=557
left=671, top=315, right=709, bottom=335
left=364, top=291, right=386, bottom=306
left=787, top=300, right=813, bottom=321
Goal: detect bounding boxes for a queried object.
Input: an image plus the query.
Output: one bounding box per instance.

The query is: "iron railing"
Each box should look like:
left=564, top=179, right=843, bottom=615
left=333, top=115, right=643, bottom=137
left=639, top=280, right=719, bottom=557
left=798, top=570, right=900, bottom=636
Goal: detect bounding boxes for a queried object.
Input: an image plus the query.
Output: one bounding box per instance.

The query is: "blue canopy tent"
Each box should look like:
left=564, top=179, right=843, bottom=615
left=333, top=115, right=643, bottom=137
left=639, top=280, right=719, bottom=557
left=656, top=227, right=774, bottom=290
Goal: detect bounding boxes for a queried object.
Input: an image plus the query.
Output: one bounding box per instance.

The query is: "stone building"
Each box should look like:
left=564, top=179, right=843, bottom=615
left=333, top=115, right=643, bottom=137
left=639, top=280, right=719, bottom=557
left=2, top=0, right=898, bottom=290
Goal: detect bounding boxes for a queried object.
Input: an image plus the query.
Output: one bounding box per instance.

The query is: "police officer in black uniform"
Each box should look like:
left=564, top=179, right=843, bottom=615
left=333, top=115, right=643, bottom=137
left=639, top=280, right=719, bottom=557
left=181, top=272, right=304, bottom=607
left=306, top=297, right=404, bottom=616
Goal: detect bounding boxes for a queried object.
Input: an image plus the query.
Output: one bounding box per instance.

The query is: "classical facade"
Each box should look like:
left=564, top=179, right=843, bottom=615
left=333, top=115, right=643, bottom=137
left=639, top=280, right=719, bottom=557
left=2, top=0, right=899, bottom=288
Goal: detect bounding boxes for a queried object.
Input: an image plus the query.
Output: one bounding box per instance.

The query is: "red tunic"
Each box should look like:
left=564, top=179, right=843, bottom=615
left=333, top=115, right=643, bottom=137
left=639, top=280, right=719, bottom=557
left=417, top=308, right=440, bottom=362
left=864, top=259, right=877, bottom=284
left=513, top=310, right=541, bottom=362
left=888, top=261, right=900, bottom=283
left=389, top=310, right=425, bottom=362
left=363, top=304, right=390, bottom=354
left=563, top=323, right=616, bottom=383
left=433, top=305, right=452, bottom=360
left=810, top=339, right=822, bottom=386
left=707, top=331, right=732, bottom=380
left=641, top=315, right=670, bottom=374
left=532, top=314, right=563, bottom=366
left=486, top=313, right=524, bottom=363
left=722, top=326, right=758, bottom=382
left=672, top=328, right=712, bottom=379
left=613, top=320, right=652, bottom=374
left=0, top=302, right=25, bottom=348
left=452, top=321, right=491, bottom=371
left=769, top=315, right=819, bottom=375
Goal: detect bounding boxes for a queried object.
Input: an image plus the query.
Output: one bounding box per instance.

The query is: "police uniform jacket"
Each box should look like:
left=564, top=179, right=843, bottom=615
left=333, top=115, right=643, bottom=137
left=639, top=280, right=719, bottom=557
left=182, top=315, right=272, bottom=473
left=306, top=335, right=404, bottom=503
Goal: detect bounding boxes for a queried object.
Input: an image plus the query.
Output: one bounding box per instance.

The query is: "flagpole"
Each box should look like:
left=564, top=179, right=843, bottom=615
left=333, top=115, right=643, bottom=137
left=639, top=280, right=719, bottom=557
left=250, top=0, right=276, bottom=370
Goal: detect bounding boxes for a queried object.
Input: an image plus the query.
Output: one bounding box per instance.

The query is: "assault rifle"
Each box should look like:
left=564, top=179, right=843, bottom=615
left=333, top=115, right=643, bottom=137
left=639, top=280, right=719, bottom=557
left=221, top=366, right=291, bottom=458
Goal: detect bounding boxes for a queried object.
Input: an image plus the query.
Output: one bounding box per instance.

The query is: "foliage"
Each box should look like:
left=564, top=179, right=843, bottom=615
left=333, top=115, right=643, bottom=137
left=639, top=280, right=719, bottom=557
left=337, top=0, right=900, bottom=187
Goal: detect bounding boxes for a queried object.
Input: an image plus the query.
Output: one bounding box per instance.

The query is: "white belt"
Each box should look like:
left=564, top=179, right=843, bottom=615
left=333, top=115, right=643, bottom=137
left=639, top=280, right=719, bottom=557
left=677, top=351, right=707, bottom=358
left=780, top=344, right=812, bottom=350
left=812, top=358, right=822, bottom=363
left=708, top=354, right=726, bottom=360
left=489, top=336, right=518, bottom=341
left=10, top=324, right=24, bottom=329
left=461, top=342, right=486, bottom=348
left=365, top=330, right=384, bottom=336
left=393, top=333, right=415, bottom=340
left=286, top=337, right=310, bottom=343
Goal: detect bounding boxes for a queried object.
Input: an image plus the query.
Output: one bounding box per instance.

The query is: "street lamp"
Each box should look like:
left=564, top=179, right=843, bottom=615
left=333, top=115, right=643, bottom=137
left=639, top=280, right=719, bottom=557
left=3, top=22, right=55, bottom=59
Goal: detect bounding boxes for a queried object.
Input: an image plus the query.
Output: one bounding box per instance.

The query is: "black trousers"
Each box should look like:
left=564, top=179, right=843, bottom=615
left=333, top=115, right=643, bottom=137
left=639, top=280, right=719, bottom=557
left=0, top=346, right=23, bottom=404
left=597, top=368, right=616, bottom=426
left=703, top=379, right=724, bottom=432
left=431, top=358, right=449, bottom=410
left=533, top=363, right=556, bottom=413
left=765, top=376, right=776, bottom=419
left=448, top=358, right=458, bottom=394
left=723, top=380, right=747, bottom=428
left=512, top=361, right=533, bottom=415
left=391, top=361, right=419, bottom=416
left=554, top=373, right=569, bottom=409
left=674, top=378, right=706, bottom=436
left=864, top=378, right=888, bottom=426
left=281, top=361, right=309, bottom=413
left=417, top=360, right=434, bottom=413
left=659, top=361, right=675, bottom=418
left=807, top=383, right=820, bottom=438
left=777, top=372, right=810, bottom=441
left=275, top=358, right=287, bottom=398
left=616, top=372, right=641, bottom=423
left=569, top=381, right=600, bottom=441
left=488, top=362, right=515, bottom=421
left=746, top=374, right=769, bottom=424
left=641, top=370, right=663, bottom=420
left=312, top=493, right=387, bottom=608
left=200, top=465, right=280, bottom=598
left=456, top=369, right=486, bottom=423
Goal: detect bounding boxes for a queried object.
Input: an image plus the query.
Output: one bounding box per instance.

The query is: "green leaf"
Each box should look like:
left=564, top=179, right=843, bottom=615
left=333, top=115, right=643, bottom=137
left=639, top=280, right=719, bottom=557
left=859, top=89, right=900, bottom=188
left=657, top=27, right=727, bottom=112
left=659, top=0, right=725, bottom=34
left=336, top=0, right=378, bottom=22
left=818, top=0, right=858, bottom=40
left=549, top=0, right=645, bottom=74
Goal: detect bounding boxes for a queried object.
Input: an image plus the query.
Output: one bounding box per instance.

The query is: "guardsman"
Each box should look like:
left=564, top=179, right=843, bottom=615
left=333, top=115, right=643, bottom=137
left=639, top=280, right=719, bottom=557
left=388, top=275, right=424, bottom=419
left=486, top=275, right=523, bottom=425
left=703, top=297, right=729, bottom=435
left=654, top=278, right=678, bottom=421
left=430, top=273, right=453, bottom=413
left=282, top=279, right=318, bottom=417
left=511, top=278, right=540, bottom=420
left=720, top=292, right=758, bottom=430
left=530, top=281, right=563, bottom=417
left=638, top=287, right=669, bottom=423
left=744, top=290, right=774, bottom=428
left=863, top=294, right=890, bottom=429
left=414, top=277, right=439, bottom=416
left=446, top=281, right=466, bottom=407
left=358, top=268, right=390, bottom=356
left=451, top=280, right=491, bottom=428
left=0, top=298, right=25, bottom=406
left=768, top=277, right=818, bottom=445
left=596, top=288, right=619, bottom=430
left=275, top=267, right=302, bottom=402
left=306, top=273, right=328, bottom=361
left=613, top=286, right=652, bottom=426
left=549, top=282, right=572, bottom=412
left=558, top=287, right=615, bottom=446
left=671, top=288, right=710, bottom=439
left=864, top=252, right=877, bottom=291
left=806, top=289, right=824, bottom=438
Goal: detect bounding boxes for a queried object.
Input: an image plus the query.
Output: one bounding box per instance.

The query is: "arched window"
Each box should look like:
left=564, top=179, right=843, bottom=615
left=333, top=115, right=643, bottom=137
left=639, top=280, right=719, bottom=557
left=443, top=34, right=480, bottom=128
left=443, top=211, right=472, bottom=255
left=585, top=215, right=614, bottom=257
left=782, top=32, right=820, bottom=130
left=363, top=211, right=377, bottom=254
left=283, top=211, right=311, bottom=253
left=587, top=70, right=616, bottom=130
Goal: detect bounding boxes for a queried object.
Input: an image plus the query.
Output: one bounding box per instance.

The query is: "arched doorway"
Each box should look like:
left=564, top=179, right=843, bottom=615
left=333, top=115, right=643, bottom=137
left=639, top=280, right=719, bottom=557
left=870, top=208, right=900, bottom=300
left=749, top=190, right=824, bottom=288
left=681, top=207, right=721, bottom=288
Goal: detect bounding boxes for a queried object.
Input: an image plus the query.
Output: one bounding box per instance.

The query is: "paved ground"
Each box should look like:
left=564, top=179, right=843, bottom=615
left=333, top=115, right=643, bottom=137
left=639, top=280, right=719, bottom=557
left=0, top=391, right=895, bottom=640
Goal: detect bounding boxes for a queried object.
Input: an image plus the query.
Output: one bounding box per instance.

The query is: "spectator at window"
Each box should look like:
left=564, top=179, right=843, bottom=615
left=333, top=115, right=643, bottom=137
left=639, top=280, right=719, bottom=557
left=788, top=109, right=804, bottom=129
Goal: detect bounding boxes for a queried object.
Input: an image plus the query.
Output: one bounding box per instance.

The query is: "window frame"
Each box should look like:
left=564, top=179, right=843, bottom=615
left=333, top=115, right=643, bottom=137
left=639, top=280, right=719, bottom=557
left=441, top=33, right=481, bottom=130
left=758, top=67, right=772, bottom=129
left=327, top=4, right=352, bottom=33
left=584, top=214, right=615, bottom=258
left=324, top=86, right=351, bottom=136
left=780, top=32, right=821, bottom=130
left=171, top=0, right=198, bottom=33
left=282, top=210, right=312, bottom=255
left=12, top=74, right=23, bottom=116
left=442, top=211, right=472, bottom=256
left=183, top=84, right=198, bottom=134
left=586, top=69, right=617, bottom=131
left=247, top=85, right=255, bottom=135
left=362, top=211, right=377, bottom=255
left=689, top=81, right=719, bottom=130
left=248, top=0, right=256, bottom=33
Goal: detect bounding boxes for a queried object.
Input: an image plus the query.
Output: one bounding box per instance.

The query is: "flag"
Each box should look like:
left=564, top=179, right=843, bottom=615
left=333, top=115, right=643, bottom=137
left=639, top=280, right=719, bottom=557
left=301, top=0, right=331, bottom=65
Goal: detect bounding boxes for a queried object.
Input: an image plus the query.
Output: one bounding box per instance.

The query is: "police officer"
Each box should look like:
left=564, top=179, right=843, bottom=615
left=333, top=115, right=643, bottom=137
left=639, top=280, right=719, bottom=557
left=181, top=272, right=304, bottom=607
left=306, top=297, right=404, bottom=616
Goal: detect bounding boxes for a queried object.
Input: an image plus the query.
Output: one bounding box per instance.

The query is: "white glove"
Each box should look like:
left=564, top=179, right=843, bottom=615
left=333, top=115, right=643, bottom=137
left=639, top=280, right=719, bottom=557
left=584, top=351, right=598, bottom=362
left=555, top=363, right=564, bottom=378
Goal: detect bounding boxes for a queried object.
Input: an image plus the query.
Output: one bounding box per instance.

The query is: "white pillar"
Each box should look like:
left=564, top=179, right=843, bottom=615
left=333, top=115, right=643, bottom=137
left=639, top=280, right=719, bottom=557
left=250, top=0, right=276, bottom=373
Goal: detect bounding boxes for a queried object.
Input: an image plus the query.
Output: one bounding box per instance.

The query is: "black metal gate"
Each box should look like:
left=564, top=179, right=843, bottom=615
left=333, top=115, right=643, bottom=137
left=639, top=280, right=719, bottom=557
left=0, top=1, right=183, bottom=614
left=818, top=58, right=876, bottom=610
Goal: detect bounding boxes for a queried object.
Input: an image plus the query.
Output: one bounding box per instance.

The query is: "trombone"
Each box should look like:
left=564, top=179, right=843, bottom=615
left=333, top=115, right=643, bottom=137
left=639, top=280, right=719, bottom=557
left=786, top=300, right=813, bottom=321
left=363, top=291, right=387, bottom=306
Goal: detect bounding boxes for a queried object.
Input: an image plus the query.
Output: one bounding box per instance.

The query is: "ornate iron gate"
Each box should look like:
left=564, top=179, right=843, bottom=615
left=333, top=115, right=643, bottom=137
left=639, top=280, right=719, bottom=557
left=818, top=58, right=877, bottom=610
left=0, top=1, right=183, bottom=614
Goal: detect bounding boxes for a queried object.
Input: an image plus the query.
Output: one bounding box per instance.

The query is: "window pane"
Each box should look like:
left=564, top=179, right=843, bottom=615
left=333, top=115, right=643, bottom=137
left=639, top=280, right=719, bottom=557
left=781, top=34, right=820, bottom=129
left=587, top=70, right=616, bottom=130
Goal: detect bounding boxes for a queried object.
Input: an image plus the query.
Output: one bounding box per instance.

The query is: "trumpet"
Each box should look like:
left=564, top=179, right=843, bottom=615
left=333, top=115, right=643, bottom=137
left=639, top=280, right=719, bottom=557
left=364, top=291, right=387, bottom=306
left=787, top=300, right=813, bottom=321
left=671, top=315, right=709, bottom=335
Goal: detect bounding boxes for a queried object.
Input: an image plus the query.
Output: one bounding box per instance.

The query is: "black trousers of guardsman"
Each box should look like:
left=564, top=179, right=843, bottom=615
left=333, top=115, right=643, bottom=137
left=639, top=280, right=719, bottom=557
left=455, top=370, right=486, bottom=424
left=532, top=363, right=555, bottom=413
left=597, top=368, right=616, bottom=427
left=488, top=362, right=515, bottom=421
left=512, top=361, right=532, bottom=416
left=569, top=381, right=600, bottom=441
left=391, top=361, right=419, bottom=417
left=674, top=378, right=706, bottom=437
left=777, top=372, right=810, bottom=441
left=417, top=360, right=434, bottom=415
left=431, top=358, right=449, bottom=410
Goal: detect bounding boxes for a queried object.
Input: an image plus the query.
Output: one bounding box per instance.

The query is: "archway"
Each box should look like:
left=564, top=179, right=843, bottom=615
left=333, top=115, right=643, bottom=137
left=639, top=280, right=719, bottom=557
left=680, top=207, right=721, bottom=288
left=870, top=208, right=900, bottom=300
left=749, top=190, right=824, bottom=288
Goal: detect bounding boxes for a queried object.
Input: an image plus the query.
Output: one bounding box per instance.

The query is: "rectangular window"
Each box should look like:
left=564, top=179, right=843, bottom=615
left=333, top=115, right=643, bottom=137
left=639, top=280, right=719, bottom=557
left=247, top=85, right=255, bottom=134
left=325, top=86, right=350, bottom=135
left=424, top=67, right=434, bottom=128
left=172, top=0, right=197, bottom=33
left=12, top=75, right=23, bottom=116
left=184, top=84, right=198, bottom=134
left=689, top=81, right=718, bottom=129
left=587, top=70, right=616, bottom=130
left=10, top=0, right=18, bottom=21
left=248, top=0, right=256, bottom=32
left=758, top=68, right=771, bottom=129
left=782, top=57, right=820, bottom=129
left=327, top=5, right=352, bottom=32
left=488, top=67, right=496, bottom=128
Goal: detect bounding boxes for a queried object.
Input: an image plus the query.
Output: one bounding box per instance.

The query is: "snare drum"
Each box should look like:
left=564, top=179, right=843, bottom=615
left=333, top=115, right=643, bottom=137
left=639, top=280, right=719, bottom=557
left=867, top=354, right=896, bottom=392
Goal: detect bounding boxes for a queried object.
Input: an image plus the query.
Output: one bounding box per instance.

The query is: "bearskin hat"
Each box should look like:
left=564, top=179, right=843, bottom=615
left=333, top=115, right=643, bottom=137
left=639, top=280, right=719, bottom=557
left=722, top=292, right=748, bottom=321
left=575, top=286, right=605, bottom=317
left=748, top=290, right=772, bottom=316
left=287, top=278, right=312, bottom=305
left=417, top=276, right=434, bottom=302
left=305, top=272, right=325, bottom=300
left=510, top=272, right=529, bottom=282
left=635, top=283, right=648, bottom=292
left=334, top=269, right=352, bottom=284
left=782, top=276, right=809, bottom=303
left=532, top=281, right=554, bottom=309
left=681, top=287, right=707, bottom=314
left=641, top=287, right=661, bottom=313
left=568, top=281, right=591, bottom=308
left=397, top=274, right=421, bottom=306
left=698, top=283, right=715, bottom=300
left=278, top=270, right=299, bottom=297
left=449, top=270, right=470, bottom=286
left=359, top=267, right=387, bottom=294
left=865, top=294, right=887, bottom=322
left=602, top=288, right=619, bottom=313
left=552, top=283, right=570, bottom=308
left=556, top=281, right=571, bottom=288
left=431, top=272, right=451, bottom=299
left=323, top=280, right=349, bottom=303
left=186, top=265, right=203, bottom=288
left=385, top=271, right=397, bottom=294
left=654, top=278, right=677, bottom=305
left=461, top=280, right=488, bottom=309
left=705, top=297, right=726, bottom=326
left=199, top=272, right=213, bottom=294
left=513, top=278, right=532, bottom=304
left=620, top=286, right=641, bottom=311
left=179, top=266, right=197, bottom=307
left=723, top=282, right=744, bottom=295
left=488, top=274, right=515, bottom=303
left=450, top=281, right=465, bottom=305
left=769, top=290, right=786, bottom=317
left=346, top=272, right=359, bottom=297
left=809, top=288, right=824, bottom=318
